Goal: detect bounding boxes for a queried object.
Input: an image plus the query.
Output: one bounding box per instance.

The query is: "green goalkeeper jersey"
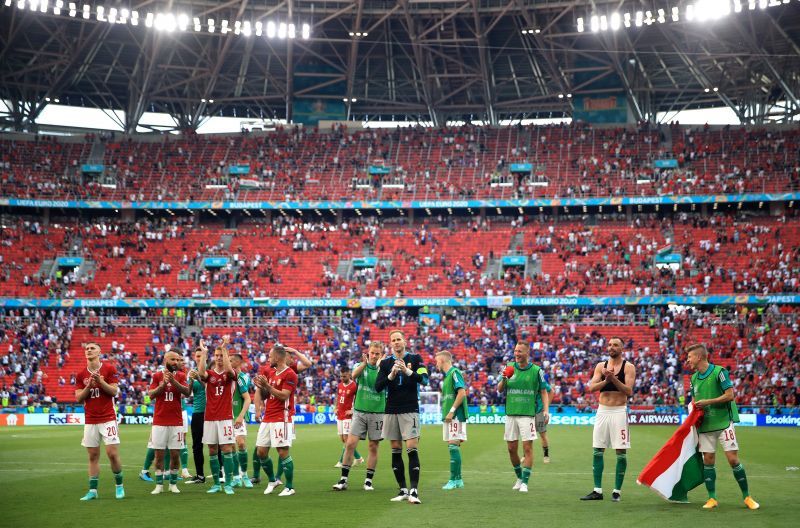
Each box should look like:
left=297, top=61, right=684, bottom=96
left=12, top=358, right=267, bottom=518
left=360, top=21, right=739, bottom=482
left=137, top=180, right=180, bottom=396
left=441, top=366, right=469, bottom=421
left=353, top=362, right=386, bottom=413
left=504, top=362, right=544, bottom=417
left=232, top=371, right=251, bottom=419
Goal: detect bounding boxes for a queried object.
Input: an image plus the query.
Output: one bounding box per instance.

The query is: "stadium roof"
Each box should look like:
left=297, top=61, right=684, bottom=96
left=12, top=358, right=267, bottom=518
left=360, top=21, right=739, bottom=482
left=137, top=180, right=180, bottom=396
left=1, top=0, right=799, bottom=132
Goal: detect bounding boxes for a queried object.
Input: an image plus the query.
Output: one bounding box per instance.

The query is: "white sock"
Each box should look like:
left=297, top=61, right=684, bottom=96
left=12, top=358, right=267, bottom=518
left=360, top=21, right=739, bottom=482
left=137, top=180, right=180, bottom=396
left=594, top=487, right=603, bottom=493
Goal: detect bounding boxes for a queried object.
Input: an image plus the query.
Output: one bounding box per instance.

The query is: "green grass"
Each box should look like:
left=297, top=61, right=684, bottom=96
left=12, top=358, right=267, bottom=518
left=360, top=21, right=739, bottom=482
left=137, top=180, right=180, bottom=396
left=0, top=424, right=797, bottom=528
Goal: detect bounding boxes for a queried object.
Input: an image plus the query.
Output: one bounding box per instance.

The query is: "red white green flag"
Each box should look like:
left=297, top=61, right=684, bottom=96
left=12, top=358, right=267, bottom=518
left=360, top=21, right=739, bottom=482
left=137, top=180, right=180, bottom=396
left=637, top=407, right=705, bottom=503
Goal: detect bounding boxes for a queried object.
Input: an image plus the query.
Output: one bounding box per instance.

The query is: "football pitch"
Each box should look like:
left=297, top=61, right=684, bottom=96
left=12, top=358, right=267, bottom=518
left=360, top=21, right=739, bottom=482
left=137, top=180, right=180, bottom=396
left=1, top=425, right=797, bottom=528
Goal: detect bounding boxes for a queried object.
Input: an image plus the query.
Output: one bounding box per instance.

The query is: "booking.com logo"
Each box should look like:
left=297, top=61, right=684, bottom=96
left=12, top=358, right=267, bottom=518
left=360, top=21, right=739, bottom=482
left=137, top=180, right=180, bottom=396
left=765, top=415, right=800, bottom=426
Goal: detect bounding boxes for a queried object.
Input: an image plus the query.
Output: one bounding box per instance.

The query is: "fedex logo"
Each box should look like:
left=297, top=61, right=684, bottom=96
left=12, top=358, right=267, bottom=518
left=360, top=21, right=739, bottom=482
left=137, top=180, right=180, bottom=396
left=47, top=413, right=85, bottom=425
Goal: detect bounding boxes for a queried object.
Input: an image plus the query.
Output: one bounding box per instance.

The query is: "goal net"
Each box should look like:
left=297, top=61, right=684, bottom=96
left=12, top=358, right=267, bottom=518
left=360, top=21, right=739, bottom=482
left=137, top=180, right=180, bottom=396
left=420, top=391, right=441, bottom=424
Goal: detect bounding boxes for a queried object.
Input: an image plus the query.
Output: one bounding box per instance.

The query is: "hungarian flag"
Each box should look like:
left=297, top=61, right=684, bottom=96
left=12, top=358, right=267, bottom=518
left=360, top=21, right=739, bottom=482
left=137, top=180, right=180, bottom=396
left=637, top=407, right=705, bottom=502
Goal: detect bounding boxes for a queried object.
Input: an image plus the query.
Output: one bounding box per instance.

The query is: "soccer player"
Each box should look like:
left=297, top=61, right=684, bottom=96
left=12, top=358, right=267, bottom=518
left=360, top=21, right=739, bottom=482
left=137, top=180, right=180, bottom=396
left=498, top=342, right=548, bottom=493
left=332, top=341, right=387, bottom=492
left=185, top=346, right=207, bottom=484
left=436, top=351, right=468, bottom=490
left=334, top=368, right=364, bottom=468
left=74, top=342, right=125, bottom=501
left=144, top=357, right=194, bottom=484
left=272, top=345, right=312, bottom=484
left=148, top=351, right=191, bottom=494
left=140, top=379, right=160, bottom=482
left=177, top=356, right=192, bottom=479
left=254, top=345, right=299, bottom=497
left=140, top=357, right=191, bottom=482
left=536, top=379, right=553, bottom=463
left=375, top=329, right=428, bottom=504
left=198, top=336, right=238, bottom=495
left=251, top=346, right=310, bottom=484
left=230, top=353, right=253, bottom=488
left=251, top=376, right=266, bottom=485
left=687, top=343, right=759, bottom=510
left=581, top=337, right=636, bottom=502
left=286, top=345, right=315, bottom=374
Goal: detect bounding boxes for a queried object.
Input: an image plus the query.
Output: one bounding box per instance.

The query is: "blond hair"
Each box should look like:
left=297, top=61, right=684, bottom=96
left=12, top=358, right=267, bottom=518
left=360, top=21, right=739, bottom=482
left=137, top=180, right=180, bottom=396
left=435, top=350, right=453, bottom=361
left=686, top=343, right=708, bottom=358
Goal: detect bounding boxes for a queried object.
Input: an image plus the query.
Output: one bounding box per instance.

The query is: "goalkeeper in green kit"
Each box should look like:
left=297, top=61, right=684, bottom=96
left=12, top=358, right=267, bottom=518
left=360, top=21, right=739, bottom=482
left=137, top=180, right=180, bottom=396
left=498, top=342, right=549, bottom=493
left=436, top=351, right=468, bottom=490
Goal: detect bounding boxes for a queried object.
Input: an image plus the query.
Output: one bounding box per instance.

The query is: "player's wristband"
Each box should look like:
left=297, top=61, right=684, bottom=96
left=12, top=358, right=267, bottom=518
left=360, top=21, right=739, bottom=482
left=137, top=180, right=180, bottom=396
left=449, top=407, right=456, bottom=414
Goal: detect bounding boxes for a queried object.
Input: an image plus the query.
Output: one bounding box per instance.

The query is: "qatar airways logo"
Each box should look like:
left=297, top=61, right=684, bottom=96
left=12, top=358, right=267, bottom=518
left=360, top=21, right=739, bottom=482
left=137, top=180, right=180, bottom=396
left=628, top=414, right=680, bottom=425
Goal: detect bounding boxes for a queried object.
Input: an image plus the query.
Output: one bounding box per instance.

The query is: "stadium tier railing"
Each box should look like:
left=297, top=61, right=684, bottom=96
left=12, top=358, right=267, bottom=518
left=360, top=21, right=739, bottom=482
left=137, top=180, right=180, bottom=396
left=0, top=311, right=789, bottom=329
left=3, top=190, right=800, bottom=211
left=1, top=294, right=799, bottom=309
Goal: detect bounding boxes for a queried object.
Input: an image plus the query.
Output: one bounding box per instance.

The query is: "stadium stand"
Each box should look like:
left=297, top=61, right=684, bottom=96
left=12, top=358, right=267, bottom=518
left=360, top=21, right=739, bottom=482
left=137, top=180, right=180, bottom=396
left=1, top=212, right=797, bottom=299
left=1, top=125, right=798, bottom=417
left=2, top=124, right=798, bottom=201
left=1, top=306, right=796, bottom=412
